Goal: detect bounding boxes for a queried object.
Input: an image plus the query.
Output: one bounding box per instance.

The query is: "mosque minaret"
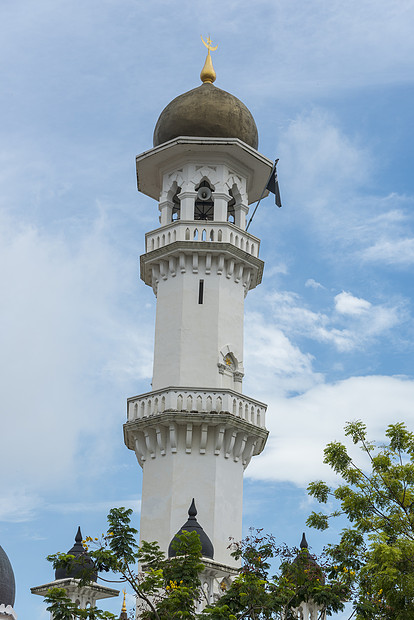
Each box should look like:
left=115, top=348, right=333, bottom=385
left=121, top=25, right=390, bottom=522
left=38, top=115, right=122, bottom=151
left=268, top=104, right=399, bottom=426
left=123, top=40, right=272, bottom=600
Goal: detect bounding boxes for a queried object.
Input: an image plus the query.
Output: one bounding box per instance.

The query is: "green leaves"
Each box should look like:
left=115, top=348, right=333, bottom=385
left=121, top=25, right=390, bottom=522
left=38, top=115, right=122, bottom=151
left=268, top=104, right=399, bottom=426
left=106, top=507, right=139, bottom=568
left=307, top=481, right=329, bottom=503
left=45, top=513, right=349, bottom=620
left=323, top=441, right=352, bottom=474
left=307, top=420, right=414, bottom=619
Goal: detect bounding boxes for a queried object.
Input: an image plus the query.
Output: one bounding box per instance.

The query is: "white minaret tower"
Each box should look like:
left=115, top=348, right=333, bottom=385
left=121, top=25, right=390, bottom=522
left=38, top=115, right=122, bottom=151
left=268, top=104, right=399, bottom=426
left=124, top=42, right=273, bottom=597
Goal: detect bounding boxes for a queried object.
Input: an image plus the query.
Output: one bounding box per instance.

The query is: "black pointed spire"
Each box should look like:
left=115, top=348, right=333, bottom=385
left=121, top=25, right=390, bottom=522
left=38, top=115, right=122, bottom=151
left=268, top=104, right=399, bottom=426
left=168, top=499, right=214, bottom=559
left=188, top=498, right=197, bottom=519
left=300, top=532, right=308, bottom=549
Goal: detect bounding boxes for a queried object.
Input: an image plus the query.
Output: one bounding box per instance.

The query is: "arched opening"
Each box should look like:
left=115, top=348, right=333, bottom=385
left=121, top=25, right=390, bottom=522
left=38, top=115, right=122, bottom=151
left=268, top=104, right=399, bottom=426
left=172, top=186, right=181, bottom=221
left=194, top=180, right=214, bottom=221
left=227, top=189, right=235, bottom=223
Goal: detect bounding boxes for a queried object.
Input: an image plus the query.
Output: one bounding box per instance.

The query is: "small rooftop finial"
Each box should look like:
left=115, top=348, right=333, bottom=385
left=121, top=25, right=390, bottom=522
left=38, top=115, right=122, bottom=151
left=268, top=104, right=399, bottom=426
left=200, top=35, right=218, bottom=84
left=188, top=498, right=197, bottom=518
left=300, top=532, right=308, bottom=549
left=75, top=526, right=82, bottom=544
left=119, top=589, right=128, bottom=620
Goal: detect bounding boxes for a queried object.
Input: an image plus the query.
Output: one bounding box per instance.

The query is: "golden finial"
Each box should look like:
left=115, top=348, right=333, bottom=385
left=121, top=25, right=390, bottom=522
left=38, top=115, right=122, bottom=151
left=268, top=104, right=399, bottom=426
left=200, top=35, right=218, bottom=84
left=121, top=590, right=127, bottom=613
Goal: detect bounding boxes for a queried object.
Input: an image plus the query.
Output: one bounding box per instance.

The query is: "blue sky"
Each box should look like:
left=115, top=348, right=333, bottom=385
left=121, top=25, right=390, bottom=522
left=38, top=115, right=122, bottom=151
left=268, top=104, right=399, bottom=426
left=1, top=0, right=414, bottom=618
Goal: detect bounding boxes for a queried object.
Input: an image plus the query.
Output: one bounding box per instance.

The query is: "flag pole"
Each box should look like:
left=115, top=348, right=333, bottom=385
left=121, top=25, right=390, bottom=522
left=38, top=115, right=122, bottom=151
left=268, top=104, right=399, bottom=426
left=245, top=160, right=278, bottom=232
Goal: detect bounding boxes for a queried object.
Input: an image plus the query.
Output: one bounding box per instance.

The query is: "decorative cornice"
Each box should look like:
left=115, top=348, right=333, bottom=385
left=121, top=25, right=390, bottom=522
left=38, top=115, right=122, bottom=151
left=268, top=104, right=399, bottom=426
left=31, top=579, right=119, bottom=599
left=140, top=241, right=263, bottom=293
left=124, top=411, right=268, bottom=468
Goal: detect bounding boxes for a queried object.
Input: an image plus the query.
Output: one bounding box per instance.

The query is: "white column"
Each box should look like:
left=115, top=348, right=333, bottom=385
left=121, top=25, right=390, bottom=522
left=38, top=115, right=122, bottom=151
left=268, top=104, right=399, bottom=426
left=178, top=191, right=196, bottom=220
left=234, top=203, right=249, bottom=229
left=159, top=200, right=173, bottom=226
left=213, top=192, right=231, bottom=222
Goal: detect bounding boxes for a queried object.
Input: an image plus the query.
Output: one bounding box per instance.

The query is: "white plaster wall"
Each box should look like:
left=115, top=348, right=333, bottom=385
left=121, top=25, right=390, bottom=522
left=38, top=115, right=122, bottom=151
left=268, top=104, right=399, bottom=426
left=139, top=425, right=243, bottom=567
left=152, top=255, right=245, bottom=391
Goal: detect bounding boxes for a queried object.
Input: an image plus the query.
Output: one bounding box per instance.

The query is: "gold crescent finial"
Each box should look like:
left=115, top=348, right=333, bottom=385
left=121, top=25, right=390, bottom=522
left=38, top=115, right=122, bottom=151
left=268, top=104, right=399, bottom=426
left=200, top=35, right=218, bottom=84
left=201, top=35, right=218, bottom=53
left=121, top=590, right=127, bottom=612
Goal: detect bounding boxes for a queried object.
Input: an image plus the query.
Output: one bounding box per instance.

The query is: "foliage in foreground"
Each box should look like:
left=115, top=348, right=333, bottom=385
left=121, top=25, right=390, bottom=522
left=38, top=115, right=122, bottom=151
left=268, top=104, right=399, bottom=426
left=45, top=509, right=348, bottom=620
left=307, top=420, right=414, bottom=620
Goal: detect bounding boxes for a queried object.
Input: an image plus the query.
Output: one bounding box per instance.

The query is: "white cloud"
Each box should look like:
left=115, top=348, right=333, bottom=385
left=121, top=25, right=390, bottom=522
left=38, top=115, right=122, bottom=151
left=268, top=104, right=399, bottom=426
left=276, top=112, right=414, bottom=273
left=361, top=237, right=414, bottom=265
left=247, top=375, right=414, bottom=486
left=335, top=291, right=371, bottom=316
left=0, top=491, right=43, bottom=523
left=265, top=264, right=288, bottom=278
left=244, top=311, right=322, bottom=397
left=279, top=108, right=371, bottom=208
left=305, top=279, right=324, bottom=290
left=265, top=289, right=402, bottom=353
left=0, top=207, right=153, bottom=519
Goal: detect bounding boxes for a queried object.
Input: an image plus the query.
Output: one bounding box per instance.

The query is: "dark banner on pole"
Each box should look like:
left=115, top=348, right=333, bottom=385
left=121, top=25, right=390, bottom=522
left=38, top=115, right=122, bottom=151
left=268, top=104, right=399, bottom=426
left=266, top=159, right=282, bottom=208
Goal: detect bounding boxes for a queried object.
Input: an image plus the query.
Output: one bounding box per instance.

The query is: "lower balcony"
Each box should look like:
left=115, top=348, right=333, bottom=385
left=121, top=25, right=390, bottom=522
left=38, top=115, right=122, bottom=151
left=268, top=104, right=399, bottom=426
left=127, top=386, right=267, bottom=430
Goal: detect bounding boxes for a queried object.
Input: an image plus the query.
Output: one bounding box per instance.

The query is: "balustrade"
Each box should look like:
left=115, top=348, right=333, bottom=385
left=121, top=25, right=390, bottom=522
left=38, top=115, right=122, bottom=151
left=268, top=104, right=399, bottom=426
left=127, top=387, right=266, bottom=428
left=145, top=221, right=259, bottom=257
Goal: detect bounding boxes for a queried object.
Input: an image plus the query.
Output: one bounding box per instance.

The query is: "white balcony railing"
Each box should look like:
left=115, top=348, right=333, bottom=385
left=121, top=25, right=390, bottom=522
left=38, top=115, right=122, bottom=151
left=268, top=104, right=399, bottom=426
left=127, top=387, right=267, bottom=429
left=145, top=221, right=260, bottom=257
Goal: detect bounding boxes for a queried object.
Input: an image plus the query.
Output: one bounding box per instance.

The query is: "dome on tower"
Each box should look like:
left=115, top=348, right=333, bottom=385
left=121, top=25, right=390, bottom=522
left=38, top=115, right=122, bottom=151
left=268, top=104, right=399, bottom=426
left=55, top=526, right=97, bottom=581
left=153, top=83, right=258, bottom=150
left=153, top=40, right=258, bottom=149
left=0, top=545, right=15, bottom=608
left=168, top=499, right=214, bottom=560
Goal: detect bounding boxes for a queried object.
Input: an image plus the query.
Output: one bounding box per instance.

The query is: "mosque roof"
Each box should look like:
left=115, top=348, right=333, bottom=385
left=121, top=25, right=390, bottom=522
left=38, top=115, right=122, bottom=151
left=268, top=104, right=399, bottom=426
left=55, top=526, right=97, bottom=581
left=0, top=545, right=15, bottom=608
left=168, top=499, right=214, bottom=560
left=290, top=533, right=325, bottom=585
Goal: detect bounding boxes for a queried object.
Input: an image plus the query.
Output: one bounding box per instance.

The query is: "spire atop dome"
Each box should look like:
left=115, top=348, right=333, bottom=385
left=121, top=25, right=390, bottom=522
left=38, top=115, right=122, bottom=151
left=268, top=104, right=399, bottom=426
left=188, top=498, right=197, bottom=518
left=200, top=35, right=217, bottom=84
left=118, top=590, right=127, bottom=620
left=300, top=532, right=308, bottom=549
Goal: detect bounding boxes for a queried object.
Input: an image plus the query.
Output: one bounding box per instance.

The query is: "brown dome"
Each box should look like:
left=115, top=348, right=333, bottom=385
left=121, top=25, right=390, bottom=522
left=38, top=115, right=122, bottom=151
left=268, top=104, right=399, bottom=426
left=153, top=82, right=258, bottom=149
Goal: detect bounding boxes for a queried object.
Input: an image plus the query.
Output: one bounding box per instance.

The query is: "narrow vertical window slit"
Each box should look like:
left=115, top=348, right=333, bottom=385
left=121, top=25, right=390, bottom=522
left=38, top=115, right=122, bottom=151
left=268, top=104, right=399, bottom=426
left=198, top=279, right=204, bottom=304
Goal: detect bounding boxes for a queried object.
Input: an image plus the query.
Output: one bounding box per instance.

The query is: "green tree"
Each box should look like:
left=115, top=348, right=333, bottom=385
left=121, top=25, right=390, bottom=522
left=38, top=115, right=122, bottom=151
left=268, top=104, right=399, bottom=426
left=46, top=507, right=204, bottom=620
left=307, top=420, right=414, bottom=619
left=45, top=511, right=348, bottom=620
left=203, top=530, right=347, bottom=619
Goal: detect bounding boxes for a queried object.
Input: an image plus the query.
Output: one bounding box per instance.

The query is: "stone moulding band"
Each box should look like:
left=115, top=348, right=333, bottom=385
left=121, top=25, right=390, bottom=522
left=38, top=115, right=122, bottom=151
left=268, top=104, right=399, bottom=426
left=140, top=241, right=264, bottom=293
